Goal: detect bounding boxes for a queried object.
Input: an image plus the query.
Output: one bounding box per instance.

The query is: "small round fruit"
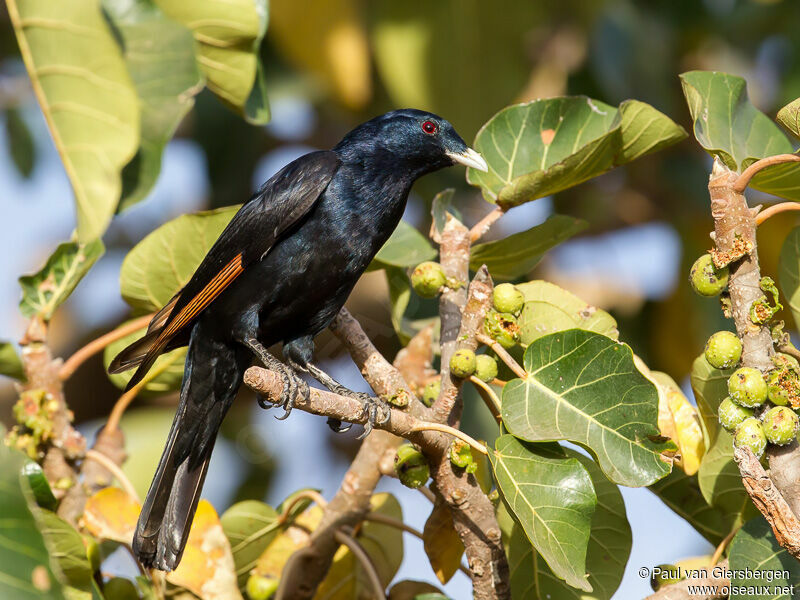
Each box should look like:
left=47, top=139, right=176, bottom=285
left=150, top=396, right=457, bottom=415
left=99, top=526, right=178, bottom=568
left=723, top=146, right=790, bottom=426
left=246, top=574, right=279, bottom=600
left=483, top=310, right=520, bottom=349
left=474, top=354, right=498, bottom=383
left=718, top=397, right=754, bottom=431
left=449, top=439, right=477, bottom=474
left=733, top=417, right=768, bottom=458
left=650, top=564, right=684, bottom=592
left=394, top=443, right=430, bottom=488
left=761, top=406, right=799, bottom=446
left=421, top=378, right=441, bottom=407
left=727, top=367, right=768, bottom=408
left=410, top=261, right=446, bottom=298
left=449, top=349, right=477, bottom=378
left=767, top=368, right=800, bottom=407
left=704, top=331, right=742, bottom=370
left=690, top=253, right=729, bottom=297
left=493, top=283, right=524, bottom=315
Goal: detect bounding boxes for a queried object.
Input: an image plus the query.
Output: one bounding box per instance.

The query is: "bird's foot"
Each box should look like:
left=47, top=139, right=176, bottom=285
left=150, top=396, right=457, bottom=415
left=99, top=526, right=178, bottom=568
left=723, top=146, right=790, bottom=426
left=256, top=362, right=309, bottom=420
left=352, top=392, right=391, bottom=439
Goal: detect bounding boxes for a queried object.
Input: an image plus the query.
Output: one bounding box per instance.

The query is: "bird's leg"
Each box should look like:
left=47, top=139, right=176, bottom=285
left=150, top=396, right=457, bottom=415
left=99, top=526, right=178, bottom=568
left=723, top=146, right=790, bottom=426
left=243, top=338, right=309, bottom=419
left=303, top=362, right=391, bottom=439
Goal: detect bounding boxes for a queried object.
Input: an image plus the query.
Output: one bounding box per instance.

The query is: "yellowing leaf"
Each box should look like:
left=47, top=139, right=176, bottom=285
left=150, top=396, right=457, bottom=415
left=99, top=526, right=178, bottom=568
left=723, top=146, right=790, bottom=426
left=167, top=500, right=242, bottom=600
left=422, top=499, right=464, bottom=584
left=270, top=0, right=371, bottom=109
left=254, top=506, right=323, bottom=578
left=82, top=487, right=140, bottom=544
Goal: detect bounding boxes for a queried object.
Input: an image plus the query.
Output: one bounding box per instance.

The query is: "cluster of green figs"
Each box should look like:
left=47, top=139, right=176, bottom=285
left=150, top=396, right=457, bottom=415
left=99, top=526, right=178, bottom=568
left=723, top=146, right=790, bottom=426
left=691, top=253, right=800, bottom=459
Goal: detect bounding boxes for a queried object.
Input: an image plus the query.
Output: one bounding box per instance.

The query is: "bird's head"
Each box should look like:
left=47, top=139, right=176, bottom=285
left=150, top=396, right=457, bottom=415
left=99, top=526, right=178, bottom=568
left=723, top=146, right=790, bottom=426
left=334, top=109, right=488, bottom=179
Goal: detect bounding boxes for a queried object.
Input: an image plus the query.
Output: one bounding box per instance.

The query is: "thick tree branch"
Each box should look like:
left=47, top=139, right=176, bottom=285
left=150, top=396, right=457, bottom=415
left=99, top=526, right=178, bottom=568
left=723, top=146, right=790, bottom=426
left=708, top=157, right=800, bottom=540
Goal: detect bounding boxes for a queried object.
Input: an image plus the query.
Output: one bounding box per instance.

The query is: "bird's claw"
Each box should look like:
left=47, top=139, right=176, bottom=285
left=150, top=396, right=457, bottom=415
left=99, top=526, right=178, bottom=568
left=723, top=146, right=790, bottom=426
left=255, top=362, right=309, bottom=420
left=327, top=418, right=352, bottom=433
left=356, top=393, right=391, bottom=440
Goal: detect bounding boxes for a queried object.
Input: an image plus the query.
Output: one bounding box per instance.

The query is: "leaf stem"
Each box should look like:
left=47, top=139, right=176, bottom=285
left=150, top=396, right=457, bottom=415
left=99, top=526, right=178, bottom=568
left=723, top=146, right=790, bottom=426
left=333, top=530, right=386, bottom=600
left=755, top=202, right=800, bottom=225
left=710, top=527, right=737, bottom=566
left=469, top=207, right=505, bottom=242
left=734, top=154, right=800, bottom=193
left=277, top=490, right=328, bottom=525
left=469, top=375, right=502, bottom=422
left=84, top=449, right=140, bottom=502
left=409, top=422, right=488, bottom=455
left=105, top=357, right=175, bottom=432
left=476, top=333, right=526, bottom=379
left=59, top=314, right=155, bottom=380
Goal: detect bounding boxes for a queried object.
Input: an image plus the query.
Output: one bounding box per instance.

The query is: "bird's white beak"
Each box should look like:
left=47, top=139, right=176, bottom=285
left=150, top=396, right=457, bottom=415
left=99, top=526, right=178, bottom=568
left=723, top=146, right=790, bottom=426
left=447, top=147, right=488, bottom=172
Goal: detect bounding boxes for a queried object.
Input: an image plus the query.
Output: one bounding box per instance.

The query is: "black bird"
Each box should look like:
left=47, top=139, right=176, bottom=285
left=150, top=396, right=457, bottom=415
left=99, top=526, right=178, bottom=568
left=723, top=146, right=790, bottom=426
left=109, top=108, right=487, bottom=571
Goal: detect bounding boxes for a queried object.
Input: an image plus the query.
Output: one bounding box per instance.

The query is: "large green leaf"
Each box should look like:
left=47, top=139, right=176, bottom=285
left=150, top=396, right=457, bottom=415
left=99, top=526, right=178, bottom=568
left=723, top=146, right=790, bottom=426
left=697, top=430, right=757, bottom=531
left=680, top=71, right=800, bottom=201
left=648, top=469, right=731, bottom=545
left=499, top=450, right=630, bottom=600
left=103, top=321, right=186, bottom=393
left=153, top=0, right=269, bottom=122
left=502, top=329, right=673, bottom=487
left=470, top=215, right=587, bottom=281
left=778, top=98, right=800, bottom=140
left=4, top=107, right=35, bottom=178
left=120, top=206, right=237, bottom=312
left=316, top=492, right=404, bottom=599
left=103, top=0, right=203, bottom=210
left=490, top=436, right=595, bottom=592
left=38, top=510, right=95, bottom=595
left=690, top=354, right=730, bottom=445
left=728, top=517, right=800, bottom=600
left=467, top=98, right=686, bottom=208
left=221, top=500, right=280, bottom=589
left=6, top=0, right=140, bottom=242
left=779, top=228, right=800, bottom=333
left=514, top=281, right=618, bottom=345
left=0, top=444, right=65, bottom=599
left=369, top=220, right=437, bottom=271
left=19, top=240, right=104, bottom=320
left=0, top=341, right=25, bottom=381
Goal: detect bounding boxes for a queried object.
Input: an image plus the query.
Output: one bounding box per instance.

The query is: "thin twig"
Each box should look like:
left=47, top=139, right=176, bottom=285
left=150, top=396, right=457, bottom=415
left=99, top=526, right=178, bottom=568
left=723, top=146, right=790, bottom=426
left=363, top=512, right=471, bottom=577
left=756, top=202, right=800, bottom=225
left=469, top=207, right=505, bottom=242
left=733, top=154, right=800, bottom=193
left=409, top=423, right=488, bottom=455
left=84, top=449, right=139, bottom=503
left=418, top=486, right=436, bottom=503
left=105, top=358, right=175, bottom=432
left=277, top=490, right=328, bottom=525
left=59, top=314, right=155, bottom=380
left=476, top=334, right=526, bottom=379
left=710, top=527, right=736, bottom=566
left=333, top=530, right=386, bottom=600
left=468, top=376, right=502, bottom=422
left=777, top=344, right=800, bottom=363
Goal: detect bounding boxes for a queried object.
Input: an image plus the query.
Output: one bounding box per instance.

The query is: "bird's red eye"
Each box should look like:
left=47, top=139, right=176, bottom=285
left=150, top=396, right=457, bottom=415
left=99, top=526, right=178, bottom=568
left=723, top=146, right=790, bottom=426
left=421, top=120, right=437, bottom=135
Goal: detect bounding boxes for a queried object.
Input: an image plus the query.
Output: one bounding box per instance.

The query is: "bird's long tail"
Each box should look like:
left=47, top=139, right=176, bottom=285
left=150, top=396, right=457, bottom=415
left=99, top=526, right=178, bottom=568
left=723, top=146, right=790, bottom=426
left=132, top=328, right=244, bottom=571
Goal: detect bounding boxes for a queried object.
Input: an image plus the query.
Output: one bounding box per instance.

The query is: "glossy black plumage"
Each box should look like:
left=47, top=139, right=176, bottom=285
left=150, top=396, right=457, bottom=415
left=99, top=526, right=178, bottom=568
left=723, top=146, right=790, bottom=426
left=109, top=109, right=486, bottom=571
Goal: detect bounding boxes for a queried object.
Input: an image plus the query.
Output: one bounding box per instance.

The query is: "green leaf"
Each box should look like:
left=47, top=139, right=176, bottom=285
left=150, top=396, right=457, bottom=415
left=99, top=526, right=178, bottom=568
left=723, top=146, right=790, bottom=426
left=316, top=492, right=404, bottom=599
left=430, top=188, right=456, bottom=242
left=103, top=321, right=185, bottom=393
left=514, top=280, right=618, bottom=345
left=777, top=98, right=800, bottom=140
left=502, top=329, right=673, bottom=487
left=490, top=436, right=595, bottom=592
left=690, top=354, right=731, bottom=445
left=38, top=511, right=94, bottom=593
left=369, top=220, right=437, bottom=271
left=221, top=499, right=280, bottom=589
left=499, top=450, right=630, bottom=600
left=153, top=0, right=269, bottom=122
left=5, top=107, right=35, bottom=178
left=0, top=341, right=25, bottom=381
left=467, top=98, right=686, bottom=208
left=21, top=460, right=57, bottom=511
left=470, top=215, right=587, bottom=281
left=728, top=517, right=800, bottom=600
left=779, top=227, right=800, bottom=334
left=697, top=429, right=757, bottom=531
left=120, top=206, right=238, bottom=312
left=102, top=0, right=204, bottom=210
left=648, top=469, right=731, bottom=545
left=19, top=240, right=104, bottom=320
left=0, top=444, right=65, bottom=599
left=680, top=71, right=800, bottom=201
left=6, top=0, right=140, bottom=242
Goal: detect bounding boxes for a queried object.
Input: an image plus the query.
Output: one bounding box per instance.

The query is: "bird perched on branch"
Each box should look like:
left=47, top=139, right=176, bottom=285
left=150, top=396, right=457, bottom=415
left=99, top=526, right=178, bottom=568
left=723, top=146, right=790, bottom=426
left=108, top=109, right=487, bottom=571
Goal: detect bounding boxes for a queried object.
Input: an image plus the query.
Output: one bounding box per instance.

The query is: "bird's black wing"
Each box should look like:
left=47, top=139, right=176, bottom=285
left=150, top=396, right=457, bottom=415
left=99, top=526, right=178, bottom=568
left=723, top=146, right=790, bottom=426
left=109, top=150, right=341, bottom=388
